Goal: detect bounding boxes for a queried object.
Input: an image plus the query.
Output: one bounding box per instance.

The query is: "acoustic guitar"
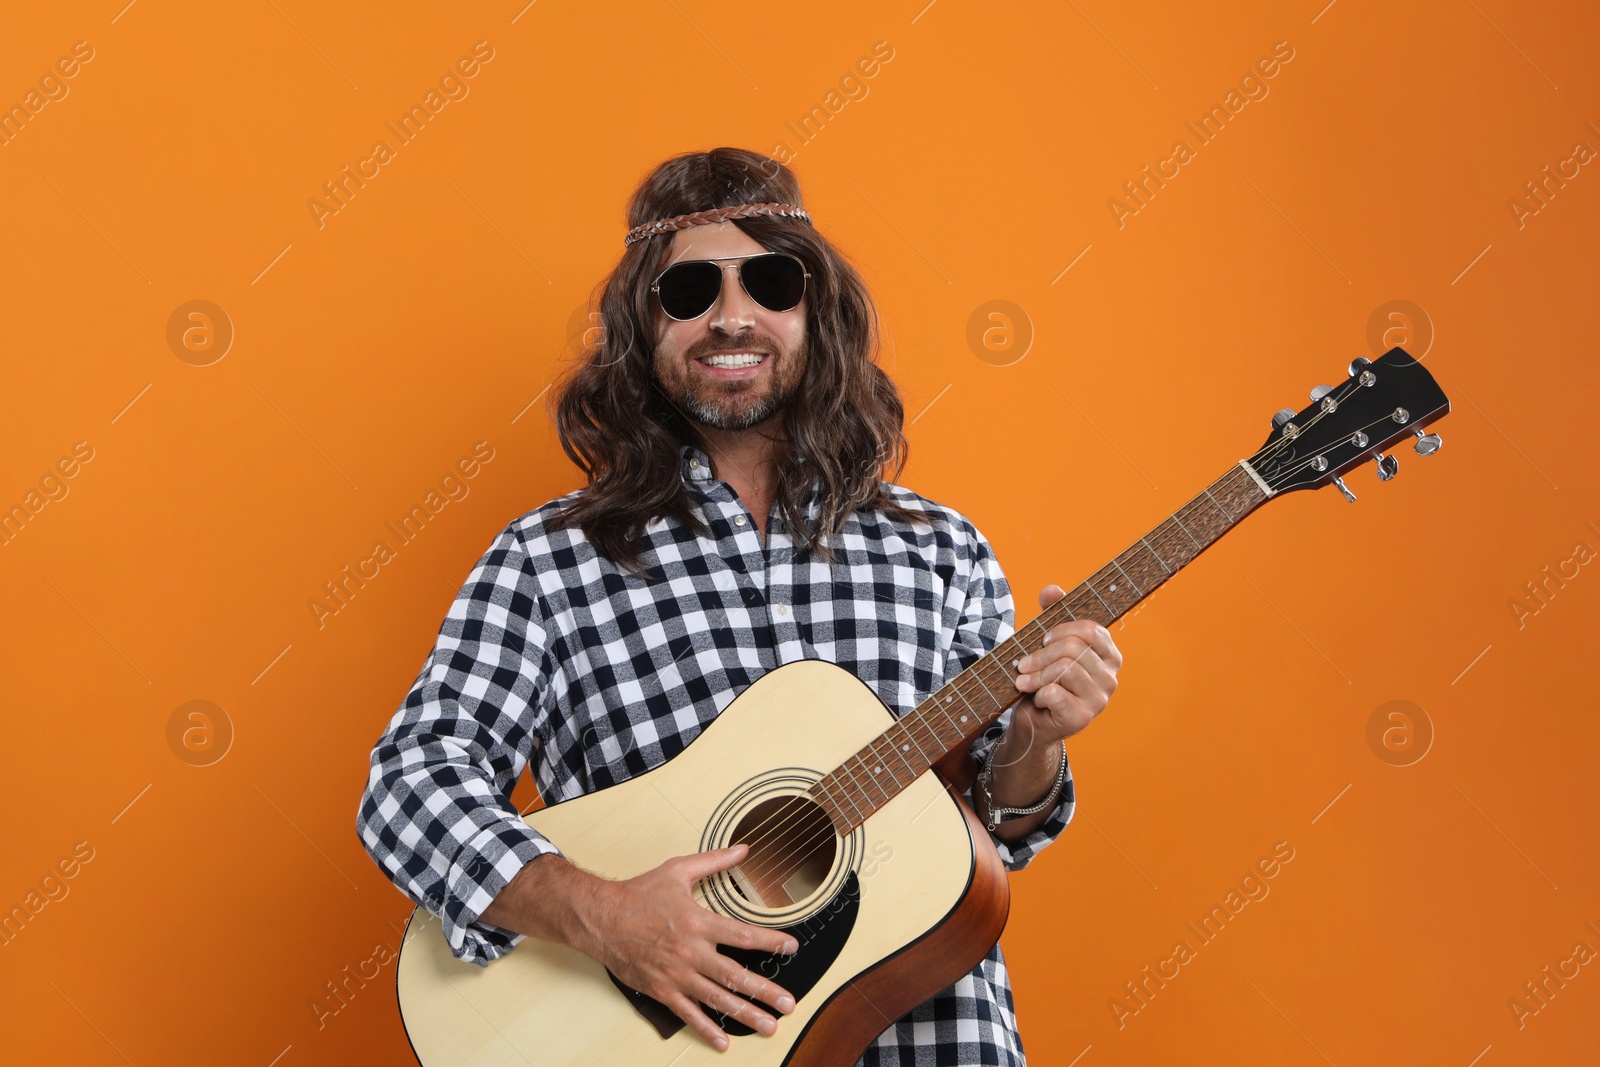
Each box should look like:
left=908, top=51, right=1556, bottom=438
left=394, top=347, right=1449, bottom=1066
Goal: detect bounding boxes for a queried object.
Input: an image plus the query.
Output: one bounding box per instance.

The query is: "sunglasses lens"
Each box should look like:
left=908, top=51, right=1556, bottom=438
left=656, top=260, right=723, bottom=320
left=742, top=254, right=807, bottom=313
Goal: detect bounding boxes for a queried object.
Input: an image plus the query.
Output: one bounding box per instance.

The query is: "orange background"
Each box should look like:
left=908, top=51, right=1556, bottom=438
left=3, top=1, right=1597, bottom=1064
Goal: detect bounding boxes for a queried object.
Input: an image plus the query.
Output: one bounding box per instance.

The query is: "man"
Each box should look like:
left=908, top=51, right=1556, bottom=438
left=358, top=147, right=1121, bottom=1065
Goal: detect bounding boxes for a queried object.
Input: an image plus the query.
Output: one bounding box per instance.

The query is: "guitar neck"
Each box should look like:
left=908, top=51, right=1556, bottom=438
left=812, top=461, right=1272, bottom=832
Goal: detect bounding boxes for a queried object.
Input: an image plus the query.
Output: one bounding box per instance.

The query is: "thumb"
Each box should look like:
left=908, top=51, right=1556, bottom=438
left=1038, top=583, right=1067, bottom=609
left=675, top=843, right=749, bottom=882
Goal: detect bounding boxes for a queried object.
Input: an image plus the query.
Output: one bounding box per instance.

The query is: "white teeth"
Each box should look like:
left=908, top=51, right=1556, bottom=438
left=700, top=353, right=765, bottom=368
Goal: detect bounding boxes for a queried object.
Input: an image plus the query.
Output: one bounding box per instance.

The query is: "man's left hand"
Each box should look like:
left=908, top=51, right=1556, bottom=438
left=1011, top=584, right=1122, bottom=744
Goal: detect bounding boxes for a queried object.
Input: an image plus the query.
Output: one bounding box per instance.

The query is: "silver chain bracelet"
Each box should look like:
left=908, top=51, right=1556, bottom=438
left=977, top=739, right=1068, bottom=832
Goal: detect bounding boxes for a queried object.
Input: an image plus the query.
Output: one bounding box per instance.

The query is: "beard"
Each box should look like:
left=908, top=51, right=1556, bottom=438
left=681, top=383, right=789, bottom=430
left=658, top=333, right=804, bottom=431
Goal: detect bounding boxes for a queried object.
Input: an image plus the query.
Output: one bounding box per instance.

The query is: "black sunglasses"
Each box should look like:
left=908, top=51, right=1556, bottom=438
left=650, top=252, right=811, bottom=321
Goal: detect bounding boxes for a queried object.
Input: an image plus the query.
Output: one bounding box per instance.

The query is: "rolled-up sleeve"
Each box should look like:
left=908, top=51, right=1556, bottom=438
left=357, top=524, right=561, bottom=966
left=944, top=520, right=1076, bottom=872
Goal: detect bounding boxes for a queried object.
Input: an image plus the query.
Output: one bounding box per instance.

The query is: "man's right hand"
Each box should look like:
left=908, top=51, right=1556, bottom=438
left=479, top=843, right=798, bottom=1052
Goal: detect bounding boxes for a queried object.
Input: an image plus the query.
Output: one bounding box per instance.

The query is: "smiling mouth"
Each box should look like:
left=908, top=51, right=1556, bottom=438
left=696, top=352, right=768, bottom=368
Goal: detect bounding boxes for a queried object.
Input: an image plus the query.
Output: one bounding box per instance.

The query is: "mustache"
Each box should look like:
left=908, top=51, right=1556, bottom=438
left=688, top=335, right=777, bottom=360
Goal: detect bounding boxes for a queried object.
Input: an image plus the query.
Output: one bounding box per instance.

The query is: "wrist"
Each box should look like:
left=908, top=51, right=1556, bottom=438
left=546, top=858, right=615, bottom=957
left=977, top=738, right=1067, bottom=832
left=483, top=852, right=600, bottom=953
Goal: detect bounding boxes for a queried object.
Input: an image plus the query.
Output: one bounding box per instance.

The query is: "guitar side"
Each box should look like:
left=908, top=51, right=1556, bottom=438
left=394, top=659, right=1011, bottom=1067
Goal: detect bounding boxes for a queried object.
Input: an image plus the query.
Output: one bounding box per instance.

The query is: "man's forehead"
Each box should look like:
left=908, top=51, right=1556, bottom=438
left=665, top=222, right=767, bottom=264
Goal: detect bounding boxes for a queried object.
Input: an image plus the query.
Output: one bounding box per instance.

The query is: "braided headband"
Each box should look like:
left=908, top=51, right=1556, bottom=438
left=623, top=202, right=812, bottom=247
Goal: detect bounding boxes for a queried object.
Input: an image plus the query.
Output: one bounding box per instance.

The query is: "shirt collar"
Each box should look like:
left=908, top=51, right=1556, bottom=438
left=677, top=442, right=824, bottom=525
left=680, top=443, right=713, bottom=484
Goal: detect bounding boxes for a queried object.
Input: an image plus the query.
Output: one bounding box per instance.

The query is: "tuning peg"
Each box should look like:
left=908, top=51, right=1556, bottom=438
left=1375, top=453, right=1399, bottom=481
left=1332, top=476, right=1357, bottom=502
left=1413, top=430, right=1442, bottom=456
left=1348, top=356, right=1371, bottom=376
left=1309, top=384, right=1334, bottom=401
left=1272, top=408, right=1297, bottom=429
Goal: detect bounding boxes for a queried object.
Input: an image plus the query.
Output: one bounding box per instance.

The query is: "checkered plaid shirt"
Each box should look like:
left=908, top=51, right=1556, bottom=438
left=358, top=443, right=1076, bottom=1066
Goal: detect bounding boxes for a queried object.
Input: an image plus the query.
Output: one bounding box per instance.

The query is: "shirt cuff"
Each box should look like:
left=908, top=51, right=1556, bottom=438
left=440, top=808, right=563, bottom=966
left=966, top=718, right=1077, bottom=871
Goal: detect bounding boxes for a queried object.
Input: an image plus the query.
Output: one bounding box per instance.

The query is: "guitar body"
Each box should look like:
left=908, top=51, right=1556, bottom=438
left=395, top=659, right=1011, bottom=1067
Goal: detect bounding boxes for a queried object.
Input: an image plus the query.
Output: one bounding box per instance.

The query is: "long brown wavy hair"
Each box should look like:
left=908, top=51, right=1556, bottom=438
left=548, top=147, right=927, bottom=575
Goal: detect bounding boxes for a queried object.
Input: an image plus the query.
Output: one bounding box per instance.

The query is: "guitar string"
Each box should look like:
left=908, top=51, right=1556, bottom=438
left=728, top=460, right=1343, bottom=894
left=730, top=398, right=1420, bottom=890
left=716, top=465, right=1258, bottom=883
left=1256, top=373, right=1418, bottom=486
left=722, top=661, right=1013, bottom=888
left=703, top=433, right=1395, bottom=897
left=736, top=396, right=1427, bottom=889
left=715, top=611, right=1064, bottom=871
left=740, top=605, right=1069, bottom=867
left=1260, top=410, right=1420, bottom=490
left=1244, top=373, right=1395, bottom=491
left=713, top=465, right=1259, bottom=890
left=710, top=652, right=1034, bottom=890
left=1250, top=376, right=1364, bottom=468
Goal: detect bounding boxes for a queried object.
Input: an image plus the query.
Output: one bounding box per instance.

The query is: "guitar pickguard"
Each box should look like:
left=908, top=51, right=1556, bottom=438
left=606, top=873, right=862, bottom=1040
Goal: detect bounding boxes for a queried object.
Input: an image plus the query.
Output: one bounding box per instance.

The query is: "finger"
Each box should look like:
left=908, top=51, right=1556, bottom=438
left=1016, top=636, right=1094, bottom=686
left=1039, top=649, right=1118, bottom=707
left=662, top=991, right=733, bottom=1051
left=1019, top=620, right=1100, bottom=670
left=1037, top=583, right=1068, bottom=609
left=1070, top=622, right=1121, bottom=666
left=717, top=959, right=797, bottom=1016
left=1033, top=657, right=1117, bottom=721
left=674, top=844, right=750, bottom=882
left=1035, top=647, right=1103, bottom=695
left=707, top=914, right=800, bottom=957
left=689, top=974, right=779, bottom=1037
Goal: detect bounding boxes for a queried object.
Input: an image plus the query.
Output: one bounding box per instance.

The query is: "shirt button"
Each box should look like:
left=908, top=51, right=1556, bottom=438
left=689, top=458, right=700, bottom=470
left=734, top=515, right=746, bottom=526
left=776, top=604, right=789, bottom=617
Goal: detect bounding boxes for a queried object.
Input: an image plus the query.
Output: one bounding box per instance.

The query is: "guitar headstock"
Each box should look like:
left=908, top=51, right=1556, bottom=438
left=1248, top=347, right=1450, bottom=498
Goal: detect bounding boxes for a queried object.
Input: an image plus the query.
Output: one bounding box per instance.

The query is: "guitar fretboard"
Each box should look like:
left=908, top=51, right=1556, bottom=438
left=810, top=462, right=1270, bottom=833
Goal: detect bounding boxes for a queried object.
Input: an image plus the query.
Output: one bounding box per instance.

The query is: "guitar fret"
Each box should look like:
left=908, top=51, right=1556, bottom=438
left=867, top=736, right=910, bottom=786
left=821, top=460, right=1272, bottom=831
left=1082, top=581, right=1115, bottom=618
left=831, top=774, right=867, bottom=827
left=951, top=684, right=983, bottom=734
left=918, top=726, right=949, bottom=759
left=924, top=694, right=963, bottom=742
left=1171, top=514, right=1204, bottom=552
left=884, top=729, right=922, bottom=778
left=827, top=778, right=860, bottom=828
left=995, top=635, right=1028, bottom=687
left=900, top=720, right=933, bottom=766
left=844, top=749, right=875, bottom=802
left=1091, top=566, right=1134, bottom=613
left=888, top=733, right=916, bottom=780
left=837, top=756, right=879, bottom=812
left=943, top=687, right=978, bottom=735
left=937, top=695, right=966, bottom=733
left=864, top=739, right=903, bottom=790
left=812, top=779, right=840, bottom=826
left=1202, top=487, right=1236, bottom=520
left=1140, top=536, right=1173, bottom=575
left=1184, top=494, right=1229, bottom=534
left=966, top=665, right=1002, bottom=710
left=1110, top=557, right=1143, bottom=597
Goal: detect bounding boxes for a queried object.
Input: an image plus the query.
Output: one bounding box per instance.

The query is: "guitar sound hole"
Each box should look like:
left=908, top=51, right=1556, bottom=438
left=727, top=795, right=836, bottom=909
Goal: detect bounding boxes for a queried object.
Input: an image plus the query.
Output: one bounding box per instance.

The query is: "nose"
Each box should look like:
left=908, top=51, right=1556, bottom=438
left=706, top=262, right=757, bottom=334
